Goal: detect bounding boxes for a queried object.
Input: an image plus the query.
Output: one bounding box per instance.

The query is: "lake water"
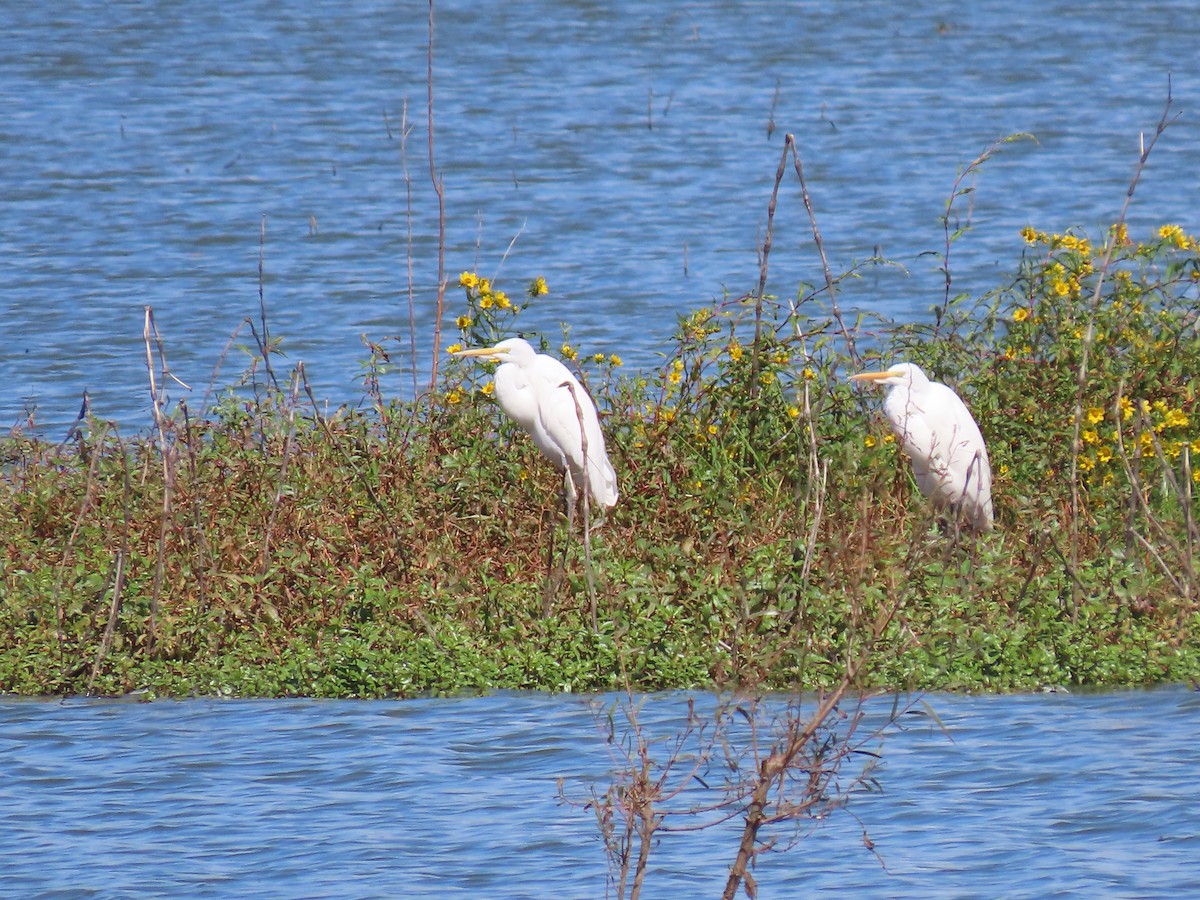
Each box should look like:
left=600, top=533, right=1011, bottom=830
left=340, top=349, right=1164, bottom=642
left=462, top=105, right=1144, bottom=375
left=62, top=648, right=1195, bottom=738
left=1, top=687, right=1198, bottom=897
left=2, top=0, right=1198, bottom=431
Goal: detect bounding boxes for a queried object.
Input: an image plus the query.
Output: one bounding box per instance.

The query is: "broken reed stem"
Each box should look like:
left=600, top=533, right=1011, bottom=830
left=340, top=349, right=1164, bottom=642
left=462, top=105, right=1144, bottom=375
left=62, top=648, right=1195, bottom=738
left=750, top=136, right=789, bottom=393
left=785, top=135, right=855, bottom=365
left=178, top=400, right=210, bottom=617
left=259, top=364, right=304, bottom=575
left=143, top=306, right=184, bottom=654
left=53, top=423, right=107, bottom=654
left=426, top=0, right=448, bottom=392
left=86, top=439, right=133, bottom=695
left=400, top=96, right=420, bottom=397
left=257, top=215, right=279, bottom=392
left=1068, top=79, right=1177, bottom=610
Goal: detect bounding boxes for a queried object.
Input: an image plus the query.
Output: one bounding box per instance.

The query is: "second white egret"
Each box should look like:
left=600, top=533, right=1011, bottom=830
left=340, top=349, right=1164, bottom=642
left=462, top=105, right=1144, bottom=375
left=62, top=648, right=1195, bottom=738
left=851, top=362, right=994, bottom=533
left=454, top=338, right=618, bottom=518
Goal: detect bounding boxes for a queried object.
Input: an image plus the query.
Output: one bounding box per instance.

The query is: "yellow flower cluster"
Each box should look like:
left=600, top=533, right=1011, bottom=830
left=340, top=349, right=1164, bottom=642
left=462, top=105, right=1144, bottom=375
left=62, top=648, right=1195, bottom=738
left=1157, top=224, right=1194, bottom=250
left=1076, top=395, right=1195, bottom=486
left=458, top=271, right=512, bottom=311
left=560, top=343, right=578, bottom=362
left=1020, top=227, right=1093, bottom=256
left=668, top=358, right=684, bottom=385
left=528, top=275, right=550, bottom=297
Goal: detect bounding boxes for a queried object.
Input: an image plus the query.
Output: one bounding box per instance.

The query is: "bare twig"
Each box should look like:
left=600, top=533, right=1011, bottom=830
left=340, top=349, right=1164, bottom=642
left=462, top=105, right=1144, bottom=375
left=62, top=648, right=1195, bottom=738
left=259, top=365, right=304, bottom=575
left=399, top=97, right=419, bottom=397
left=257, top=216, right=280, bottom=392
left=1068, top=81, right=1178, bottom=607
left=426, top=0, right=448, bottom=391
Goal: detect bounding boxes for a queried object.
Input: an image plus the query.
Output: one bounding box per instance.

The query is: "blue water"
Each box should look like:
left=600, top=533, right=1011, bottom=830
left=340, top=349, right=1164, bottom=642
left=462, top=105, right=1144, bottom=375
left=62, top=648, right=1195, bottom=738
left=1, top=688, right=1197, bottom=897
left=2, top=0, right=1197, bottom=430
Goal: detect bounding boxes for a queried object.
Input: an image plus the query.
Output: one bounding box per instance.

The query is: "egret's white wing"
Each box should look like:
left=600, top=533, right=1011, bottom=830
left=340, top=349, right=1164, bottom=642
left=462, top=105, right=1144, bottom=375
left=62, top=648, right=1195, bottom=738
left=530, top=357, right=619, bottom=508
left=885, top=382, right=993, bottom=530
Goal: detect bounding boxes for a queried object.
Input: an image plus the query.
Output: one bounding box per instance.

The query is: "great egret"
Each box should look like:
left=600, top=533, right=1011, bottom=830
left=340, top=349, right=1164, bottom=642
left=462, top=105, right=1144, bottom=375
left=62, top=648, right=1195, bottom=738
left=453, top=338, right=619, bottom=518
left=851, top=362, right=994, bottom=533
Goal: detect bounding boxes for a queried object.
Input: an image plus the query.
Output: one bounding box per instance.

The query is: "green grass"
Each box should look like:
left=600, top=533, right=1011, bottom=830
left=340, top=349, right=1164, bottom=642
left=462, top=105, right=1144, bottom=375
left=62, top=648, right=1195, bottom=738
left=2, top=222, right=1198, bottom=698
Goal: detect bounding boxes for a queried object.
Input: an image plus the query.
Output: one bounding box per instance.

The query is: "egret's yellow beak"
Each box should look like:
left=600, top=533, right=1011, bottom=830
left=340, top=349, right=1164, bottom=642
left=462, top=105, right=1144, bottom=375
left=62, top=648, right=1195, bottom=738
left=850, top=369, right=897, bottom=383
left=453, top=345, right=503, bottom=360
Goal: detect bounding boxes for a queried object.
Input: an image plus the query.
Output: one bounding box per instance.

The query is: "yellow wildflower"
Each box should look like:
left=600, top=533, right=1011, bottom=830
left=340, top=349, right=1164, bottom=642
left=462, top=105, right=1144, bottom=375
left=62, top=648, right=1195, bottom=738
left=445, top=388, right=463, bottom=405
left=1086, top=407, right=1104, bottom=425
left=493, top=291, right=511, bottom=310
left=459, top=271, right=478, bottom=288
left=1158, top=224, right=1187, bottom=249
left=479, top=295, right=494, bottom=310
left=1120, top=397, right=1133, bottom=420
left=759, top=372, right=775, bottom=386
left=1020, top=226, right=1039, bottom=244
left=477, top=277, right=492, bottom=294
left=455, top=315, right=472, bottom=329
left=1013, top=308, right=1030, bottom=323
left=864, top=435, right=877, bottom=448
left=1112, top=222, right=1129, bottom=246
left=1079, top=456, right=1094, bottom=472
left=528, top=276, right=549, bottom=297
left=707, top=424, right=718, bottom=436
left=560, top=343, right=577, bottom=362
left=609, top=354, right=623, bottom=367
left=802, top=367, right=816, bottom=380
left=480, top=382, right=495, bottom=397
left=1165, top=408, right=1189, bottom=429
left=729, top=342, right=744, bottom=363
left=1097, top=445, right=1112, bottom=463
left=883, top=433, right=895, bottom=444
left=999, top=464, right=1009, bottom=477
left=592, top=353, right=606, bottom=364
left=446, top=343, right=463, bottom=354
left=1082, top=429, right=1099, bottom=445
left=786, top=405, right=800, bottom=419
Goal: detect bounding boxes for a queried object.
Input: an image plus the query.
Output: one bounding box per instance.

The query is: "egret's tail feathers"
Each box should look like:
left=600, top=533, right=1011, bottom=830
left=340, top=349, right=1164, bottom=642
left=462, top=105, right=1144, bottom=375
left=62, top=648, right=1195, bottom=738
left=588, top=458, right=619, bottom=509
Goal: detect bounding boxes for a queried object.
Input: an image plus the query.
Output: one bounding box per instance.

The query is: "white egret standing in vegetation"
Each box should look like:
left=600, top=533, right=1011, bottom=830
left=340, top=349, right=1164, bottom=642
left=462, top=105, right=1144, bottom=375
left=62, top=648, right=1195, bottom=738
left=851, top=362, right=994, bottom=534
left=453, top=338, right=618, bottom=523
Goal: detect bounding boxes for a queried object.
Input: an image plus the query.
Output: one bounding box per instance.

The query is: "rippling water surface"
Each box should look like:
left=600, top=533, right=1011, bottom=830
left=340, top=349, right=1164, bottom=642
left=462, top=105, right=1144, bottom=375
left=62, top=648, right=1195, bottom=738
left=1, top=688, right=1198, bottom=897
left=2, top=0, right=1198, bottom=429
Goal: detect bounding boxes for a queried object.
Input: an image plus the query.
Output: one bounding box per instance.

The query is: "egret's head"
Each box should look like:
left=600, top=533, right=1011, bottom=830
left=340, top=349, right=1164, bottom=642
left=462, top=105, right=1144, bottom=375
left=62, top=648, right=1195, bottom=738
left=452, top=337, right=534, bottom=363
left=850, top=362, right=927, bottom=388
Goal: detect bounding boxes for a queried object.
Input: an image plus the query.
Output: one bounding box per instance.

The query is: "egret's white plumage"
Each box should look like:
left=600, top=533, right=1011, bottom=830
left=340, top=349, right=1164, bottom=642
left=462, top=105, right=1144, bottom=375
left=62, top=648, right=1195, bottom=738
left=851, top=362, right=993, bottom=533
left=454, top=338, right=618, bottom=511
